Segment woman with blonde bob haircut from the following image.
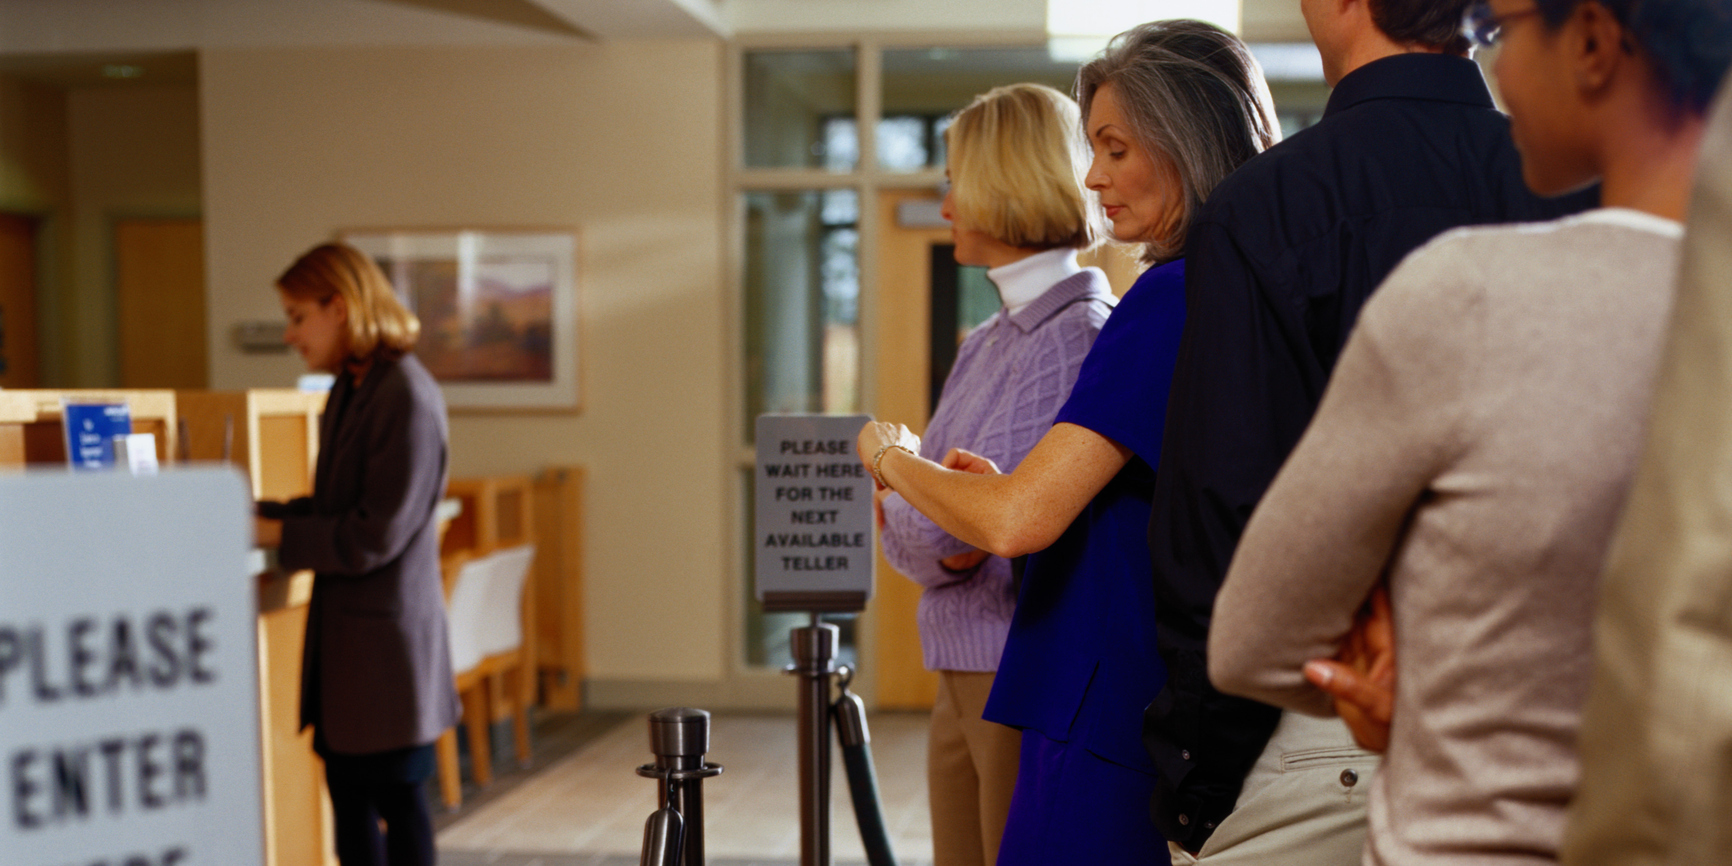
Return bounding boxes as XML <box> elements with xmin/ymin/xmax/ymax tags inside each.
<box><xmin>257</xmin><ymin>241</ymin><xmax>457</xmax><ymax>866</ymax></box>
<box><xmin>943</xmin><ymin>82</ymin><xmax>1095</xmax><ymax>252</ymax></box>
<box><xmin>860</xmin><ymin>21</ymin><xmax>1276</xmax><ymax>864</ymax></box>
<box><xmin>876</xmin><ymin>81</ymin><xmax>1115</xmax><ymax>866</ymax></box>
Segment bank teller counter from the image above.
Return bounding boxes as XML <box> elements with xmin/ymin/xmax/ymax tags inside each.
<box><xmin>178</xmin><ymin>387</ymin><xmax>336</xmax><ymax>866</ymax></box>
<box><xmin>0</xmin><ymin>389</ymin><xmax>177</xmax><ymax>466</ymax></box>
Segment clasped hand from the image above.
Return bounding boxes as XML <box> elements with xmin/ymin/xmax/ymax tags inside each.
<box><xmin>1304</xmin><ymin>584</ymin><xmax>1396</xmax><ymax>752</ymax></box>
<box><xmin>857</xmin><ymin>421</ymin><xmax>1002</xmax><ymax>573</ymax></box>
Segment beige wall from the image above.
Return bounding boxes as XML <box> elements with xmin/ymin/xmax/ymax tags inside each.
<box><xmin>66</xmin><ymin>83</ymin><xmax>203</xmax><ymax>386</ymax></box>
<box><xmin>200</xmin><ymin>41</ymin><xmax>732</xmax><ymax>690</ymax></box>
<box><xmin>0</xmin><ymin>77</ymin><xmax>203</xmax><ymax>388</ymax></box>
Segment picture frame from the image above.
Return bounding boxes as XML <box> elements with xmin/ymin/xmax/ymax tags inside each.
<box><xmin>340</xmin><ymin>228</ymin><xmax>581</xmax><ymax>412</ymax></box>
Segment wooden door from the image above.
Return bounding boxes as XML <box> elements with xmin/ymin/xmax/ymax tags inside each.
<box><xmin>0</xmin><ymin>214</ymin><xmax>39</xmax><ymax>388</ymax></box>
<box><xmin>871</xmin><ymin>190</ymin><xmax>950</xmax><ymax>710</ymax></box>
<box><xmin>116</xmin><ymin>217</ymin><xmax>208</xmax><ymax>388</ymax></box>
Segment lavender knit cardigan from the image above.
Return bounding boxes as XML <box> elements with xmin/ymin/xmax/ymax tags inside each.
<box><xmin>880</xmin><ymin>268</ymin><xmax>1115</xmax><ymax>672</ymax></box>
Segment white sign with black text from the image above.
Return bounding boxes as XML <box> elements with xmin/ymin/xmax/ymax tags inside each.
<box><xmin>0</xmin><ymin>468</ymin><xmax>262</xmax><ymax>866</ymax></box>
<box><xmin>754</xmin><ymin>414</ymin><xmax>876</xmax><ymax>611</ymax></box>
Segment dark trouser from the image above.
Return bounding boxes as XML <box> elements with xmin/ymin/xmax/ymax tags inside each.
<box><xmin>317</xmin><ymin>731</ymin><xmax>438</xmax><ymax>866</ymax></box>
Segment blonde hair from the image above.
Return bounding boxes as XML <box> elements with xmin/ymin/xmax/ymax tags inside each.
<box><xmin>945</xmin><ymin>83</ymin><xmax>1094</xmax><ymax>250</ymax></box>
<box><xmin>276</xmin><ymin>242</ymin><xmax>419</xmax><ymax>362</ymax></box>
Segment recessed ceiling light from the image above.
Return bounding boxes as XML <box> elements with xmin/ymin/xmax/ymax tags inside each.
<box><xmin>1047</xmin><ymin>0</ymin><xmax>1242</xmax><ymax>62</ymax></box>
<box><xmin>101</xmin><ymin>64</ymin><xmax>143</xmax><ymax>79</ymax></box>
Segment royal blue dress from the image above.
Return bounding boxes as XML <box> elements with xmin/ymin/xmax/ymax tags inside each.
<box><xmin>984</xmin><ymin>259</ymin><xmax>1185</xmax><ymax>865</ymax></box>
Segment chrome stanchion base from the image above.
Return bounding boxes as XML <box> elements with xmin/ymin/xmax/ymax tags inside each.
<box><xmin>637</xmin><ymin>708</ymin><xmax>724</xmax><ymax>866</ymax></box>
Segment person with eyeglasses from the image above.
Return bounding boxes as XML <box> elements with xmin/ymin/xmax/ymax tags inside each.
<box><xmin>1210</xmin><ymin>0</ymin><xmax>1731</xmax><ymax>863</ymax></box>
<box><xmin>1140</xmin><ymin>0</ymin><xmax>1593</xmax><ymax>861</ymax></box>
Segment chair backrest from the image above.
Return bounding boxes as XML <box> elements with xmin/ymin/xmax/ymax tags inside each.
<box><xmin>445</xmin><ymin>543</ymin><xmax>537</xmax><ymax>674</ymax></box>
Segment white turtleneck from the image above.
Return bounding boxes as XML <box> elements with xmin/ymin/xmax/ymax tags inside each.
<box><xmin>987</xmin><ymin>247</ymin><xmax>1082</xmax><ymax>316</ymax></box>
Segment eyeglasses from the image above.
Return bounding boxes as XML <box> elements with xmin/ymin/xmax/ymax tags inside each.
<box><xmin>1461</xmin><ymin>2</ymin><xmax>1543</xmax><ymax>48</ymax></box>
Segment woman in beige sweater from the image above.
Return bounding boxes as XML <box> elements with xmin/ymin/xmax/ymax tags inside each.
<box><xmin>1208</xmin><ymin>0</ymin><xmax>1731</xmax><ymax>863</ymax></box>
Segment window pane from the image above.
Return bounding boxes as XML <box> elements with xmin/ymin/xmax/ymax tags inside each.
<box><xmin>822</xmin><ymin>117</ymin><xmax>860</xmax><ymax>172</ymax></box>
<box><xmin>876</xmin><ymin>116</ymin><xmax>929</xmax><ymax>171</ymax></box>
<box><xmin>957</xmin><ymin>264</ymin><xmax>999</xmax><ymax>336</ymax></box>
<box><xmin>744</xmin><ymin>49</ymin><xmax>858</xmax><ymax>170</ymax></box>
<box><xmin>742</xmin><ymin>190</ymin><xmax>861</xmax><ymax>439</ymax></box>
<box><xmin>1268</xmin><ymin>80</ymin><xmax>1330</xmax><ymax>140</ymax></box>
<box><xmin>879</xmin><ymin>46</ymin><xmax>1079</xmax><ymax>173</ymax></box>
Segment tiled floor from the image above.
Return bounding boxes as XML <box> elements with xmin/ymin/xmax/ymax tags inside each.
<box><xmin>437</xmin><ymin>711</ymin><xmax>936</xmax><ymax>866</ymax></box>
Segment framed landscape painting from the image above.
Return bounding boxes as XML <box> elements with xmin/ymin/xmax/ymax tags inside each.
<box><xmin>341</xmin><ymin>228</ymin><xmax>581</xmax><ymax>411</ymax></box>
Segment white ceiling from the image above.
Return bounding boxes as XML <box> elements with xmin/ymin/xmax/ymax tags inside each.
<box><xmin>0</xmin><ymin>0</ymin><xmax>1311</xmax><ymax>51</ymax></box>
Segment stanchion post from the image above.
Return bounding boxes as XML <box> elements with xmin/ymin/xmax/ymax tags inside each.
<box><xmin>638</xmin><ymin>707</ymin><xmax>723</xmax><ymax>866</ymax></box>
<box><xmin>789</xmin><ymin>614</ymin><xmax>839</xmax><ymax>866</ymax></box>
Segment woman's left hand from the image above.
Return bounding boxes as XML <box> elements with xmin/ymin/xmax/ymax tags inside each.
<box><xmin>857</xmin><ymin>421</ymin><xmax>921</xmax><ymax>487</ymax></box>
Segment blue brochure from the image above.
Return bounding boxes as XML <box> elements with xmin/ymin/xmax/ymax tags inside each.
<box><xmin>62</xmin><ymin>401</ymin><xmax>132</xmax><ymax>469</ymax></box>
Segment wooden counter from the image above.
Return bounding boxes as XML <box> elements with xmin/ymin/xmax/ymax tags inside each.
<box><xmin>0</xmin><ymin>388</ymin><xmax>334</xmax><ymax>863</ymax></box>
<box><xmin>185</xmin><ymin>389</ymin><xmax>335</xmax><ymax>866</ymax></box>
<box><xmin>0</xmin><ymin>390</ymin><xmax>35</xmax><ymax>464</ymax></box>
<box><xmin>254</xmin><ymin>566</ymin><xmax>335</xmax><ymax>866</ymax></box>
<box><xmin>0</xmin><ymin>388</ymin><xmax>178</xmax><ymax>466</ymax></box>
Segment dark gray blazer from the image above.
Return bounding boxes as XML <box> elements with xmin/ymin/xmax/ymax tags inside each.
<box><xmin>267</xmin><ymin>353</ymin><xmax>459</xmax><ymax>754</ymax></box>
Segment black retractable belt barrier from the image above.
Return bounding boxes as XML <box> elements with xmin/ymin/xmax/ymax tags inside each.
<box><xmin>637</xmin><ymin>707</ymin><xmax>723</xmax><ymax>866</ymax></box>
<box><xmin>832</xmin><ymin>665</ymin><xmax>899</xmax><ymax>866</ymax></box>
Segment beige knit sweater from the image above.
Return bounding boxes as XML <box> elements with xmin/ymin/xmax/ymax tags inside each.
<box><xmin>1210</xmin><ymin>209</ymin><xmax>1682</xmax><ymax>865</ymax></box>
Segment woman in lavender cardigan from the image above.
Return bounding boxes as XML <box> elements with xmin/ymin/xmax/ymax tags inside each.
<box><xmin>874</xmin><ymin>82</ymin><xmax>1108</xmax><ymax>866</ymax></box>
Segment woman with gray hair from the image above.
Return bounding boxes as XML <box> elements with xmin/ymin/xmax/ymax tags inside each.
<box><xmin>857</xmin><ymin>20</ymin><xmax>1276</xmax><ymax>863</ymax></box>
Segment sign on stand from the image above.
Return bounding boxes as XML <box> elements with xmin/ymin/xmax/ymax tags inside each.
<box><xmin>754</xmin><ymin>414</ymin><xmax>876</xmax><ymax>613</ymax></box>
<box><xmin>0</xmin><ymin>468</ymin><xmax>262</xmax><ymax>866</ymax></box>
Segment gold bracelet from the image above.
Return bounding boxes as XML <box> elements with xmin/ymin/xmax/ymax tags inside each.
<box><xmin>871</xmin><ymin>443</ymin><xmax>911</xmax><ymax>489</ymax></box>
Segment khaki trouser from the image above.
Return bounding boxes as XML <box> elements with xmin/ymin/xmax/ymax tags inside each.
<box><xmin>1168</xmin><ymin>711</ymin><xmax>1375</xmax><ymax>866</ymax></box>
<box><xmin>928</xmin><ymin>669</ymin><xmax>1021</xmax><ymax>866</ymax></box>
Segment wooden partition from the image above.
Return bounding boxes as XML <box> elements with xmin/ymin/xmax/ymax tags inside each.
<box><xmin>533</xmin><ymin>466</ymin><xmax>586</xmax><ymax>711</ymax></box>
<box><xmin>177</xmin><ymin>389</ymin><xmax>324</xmax><ymax>499</ymax></box>
<box><xmin>0</xmin><ymin>389</ymin><xmax>178</xmax><ymax>466</ymax></box>
<box><xmin>179</xmin><ymin>388</ymin><xmax>335</xmax><ymax>866</ymax></box>
<box><xmin>442</xmin><ymin>475</ymin><xmax>535</xmax><ymax>557</ymax></box>
<box><xmin>0</xmin><ymin>391</ymin><xmax>34</xmax><ymax>465</ymax></box>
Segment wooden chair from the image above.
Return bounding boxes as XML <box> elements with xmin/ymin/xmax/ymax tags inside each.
<box><xmin>436</xmin><ymin>545</ymin><xmax>537</xmax><ymax>808</ymax></box>
<box><xmin>433</xmin><ymin>475</ymin><xmax>537</xmax><ymax>810</ymax></box>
